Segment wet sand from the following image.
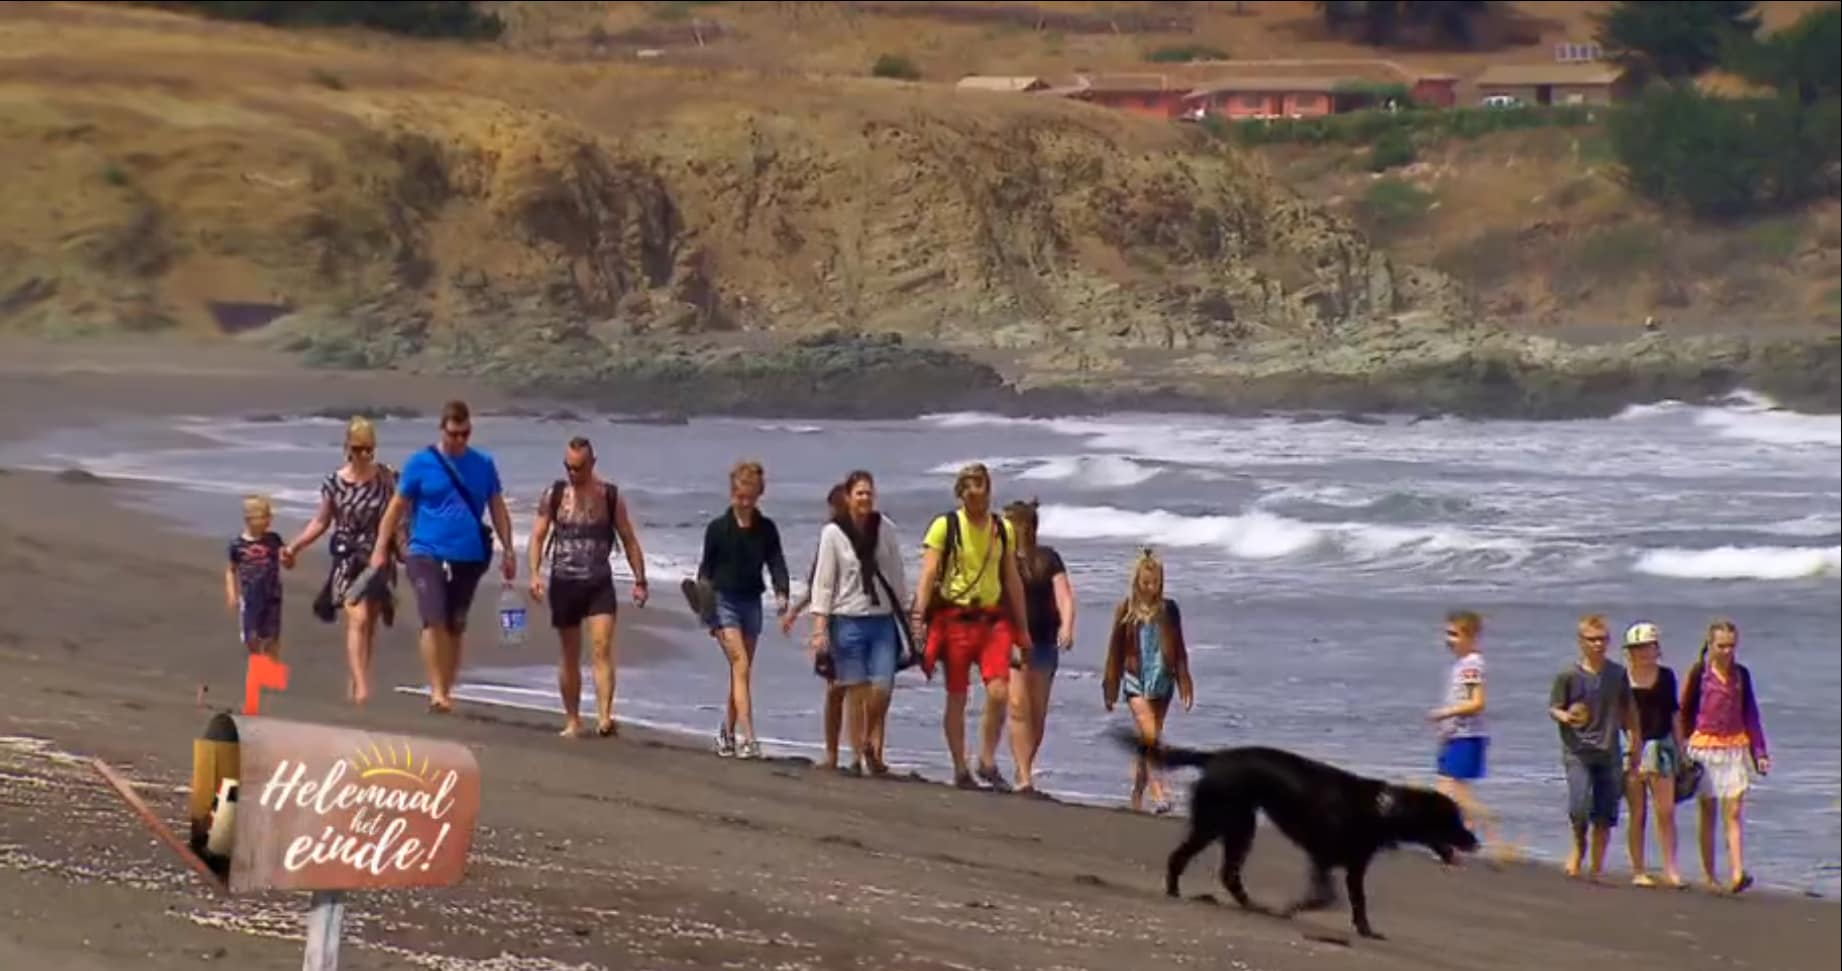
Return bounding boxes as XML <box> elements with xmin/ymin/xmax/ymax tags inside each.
<box><xmin>0</xmin><ymin>342</ymin><xmax>1835</xmax><ymax>970</ymax></box>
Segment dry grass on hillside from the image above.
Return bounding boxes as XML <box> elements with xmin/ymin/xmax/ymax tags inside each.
<box><xmin>483</xmin><ymin>1</ymin><xmax>1834</xmax><ymax>84</ymax></box>
<box><xmin>2</xmin><ymin>1</ymin><xmax>1348</xmax><ymax>358</ymax></box>
<box><xmin>1255</xmin><ymin>128</ymin><xmax>1842</xmax><ymax>327</ymax></box>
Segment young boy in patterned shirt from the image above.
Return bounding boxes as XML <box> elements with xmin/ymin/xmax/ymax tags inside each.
<box><xmin>1429</xmin><ymin>609</ymin><xmax>1500</xmax><ymax>857</ymax></box>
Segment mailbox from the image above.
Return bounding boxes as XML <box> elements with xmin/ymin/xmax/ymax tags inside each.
<box><xmin>186</xmin><ymin>713</ymin><xmax>482</xmax><ymax>893</ymax></box>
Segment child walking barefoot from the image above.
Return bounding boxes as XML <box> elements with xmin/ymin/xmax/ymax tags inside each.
<box><xmin>1622</xmin><ymin>621</ymin><xmax>1687</xmax><ymax>889</ymax></box>
<box><xmin>1681</xmin><ymin>619</ymin><xmax>1770</xmax><ymax>895</ymax></box>
<box><xmin>226</xmin><ymin>494</ymin><xmax>285</xmax><ymax>659</ymax></box>
<box><xmin>1429</xmin><ymin>610</ymin><xmax>1502</xmax><ymax>859</ymax></box>
<box><xmin>1102</xmin><ymin>550</ymin><xmax>1194</xmax><ymax>814</ymax></box>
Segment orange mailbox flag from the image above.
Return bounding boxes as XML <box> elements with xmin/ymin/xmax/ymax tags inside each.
<box><xmin>244</xmin><ymin>654</ymin><xmax>290</xmax><ymax>716</ymax></box>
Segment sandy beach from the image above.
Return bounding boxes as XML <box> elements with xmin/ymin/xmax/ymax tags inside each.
<box><xmin>0</xmin><ymin>341</ymin><xmax>1835</xmax><ymax>971</ymax></box>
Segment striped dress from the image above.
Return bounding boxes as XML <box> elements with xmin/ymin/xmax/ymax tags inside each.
<box><xmin>323</xmin><ymin>467</ymin><xmax>397</xmax><ymax>612</ymax></box>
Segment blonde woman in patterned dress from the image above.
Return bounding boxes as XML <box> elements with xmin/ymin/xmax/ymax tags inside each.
<box><xmin>282</xmin><ymin>416</ymin><xmax>403</xmax><ymax>705</ymax></box>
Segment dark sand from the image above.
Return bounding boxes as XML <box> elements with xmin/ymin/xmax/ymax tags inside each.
<box><xmin>0</xmin><ymin>342</ymin><xmax>1835</xmax><ymax>970</ymax></box>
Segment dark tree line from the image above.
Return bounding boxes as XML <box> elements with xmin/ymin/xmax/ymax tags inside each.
<box><xmin>143</xmin><ymin>2</ymin><xmax>504</xmax><ymax>40</ymax></box>
<box><xmin>1599</xmin><ymin>2</ymin><xmax>1840</xmax><ymax>220</ymax></box>
<box><xmin>1317</xmin><ymin>1</ymin><xmax>1491</xmax><ymax>48</ymax></box>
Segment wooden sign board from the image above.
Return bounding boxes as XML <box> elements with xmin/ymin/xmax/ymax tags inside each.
<box><xmin>187</xmin><ymin>714</ymin><xmax>482</xmax><ymax>894</ymax></box>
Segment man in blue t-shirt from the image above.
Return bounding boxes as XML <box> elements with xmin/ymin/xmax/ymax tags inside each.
<box><xmin>371</xmin><ymin>400</ymin><xmax>515</xmax><ymax>713</ymax></box>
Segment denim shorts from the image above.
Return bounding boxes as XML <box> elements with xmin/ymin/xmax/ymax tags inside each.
<box><xmin>1024</xmin><ymin>639</ymin><xmax>1060</xmax><ymax>674</ymax></box>
<box><xmin>830</xmin><ymin>614</ymin><xmax>899</xmax><ymax>690</ymax></box>
<box><xmin>712</xmin><ymin>591</ymin><xmax>763</xmax><ymax>642</ymax></box>
<box><xmin>1564</xmin><ymin>752</ymin><xmax>1623</xmax><ymax>827</ymax></box>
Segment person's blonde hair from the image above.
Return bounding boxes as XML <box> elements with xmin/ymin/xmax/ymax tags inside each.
<box><xmin>1126</xmin><ymin>548</ymin><xmax>1165</xmax><ymax>623</ymax></box>
<box><xmin>346</xmin><ymin>416</ymin><xmax>377</xmax><ymax>448</ymax></box>
<box><xmin>242</xmin><ymin>494</ymin><xmax>273</xmax><ymax>520</ymax></box>
<box><xmin>730</xmin><ymin>459</ymin><xmax>765</xmax><ymax>492</ymax></box>
<box><xmin>1447</xmin><ymin>610</ymin><xmax>1482</xmax><ymax>637</ymax></box>
<box><xmin>1698</xmin><ymin>617</ymin><xmax>1739</xmax><ymax>666</ymax></box>
<box><xmin>1578</xmin><ymin>613</ymin><xmax>1608</xmax><ymax>638</ymax></box>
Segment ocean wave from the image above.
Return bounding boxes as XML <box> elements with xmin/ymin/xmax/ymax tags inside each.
<box><xmin>1016</xmin><ymin>455</ymin><xmax>1161</xmax><ymax>489</ymax></box>
<box><xmin>756</xmin><ymin>423</ymin><xmax>825</xmax><ymax>435</ymax></box>
<box><xmin>1615</xmin><ymin>392</ymin><xmax>1841</xmax><ymax>448</ymax></box>
<box><xmin>1633</xmin><ymin>545</ymin><xmax>1841</xmax><ymax>581</ymax></box>
<box><xmin>1037</xmin><ymin>504</ymin><xmax>1528</xmax><ymax>566</ymax></box>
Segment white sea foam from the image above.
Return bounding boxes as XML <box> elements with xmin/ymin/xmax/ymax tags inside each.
<box><xmin>1039</xmin><ymin>504</ymin><xmax>1324</xmax><ymax>559</ymax></box>
<box><xmin>1615</xmin><ymin>391</ymin><xmax>1841</xmax><ymax>448</ymax></box>
<box><xmin>1037</xmin><ymin>503</ymin><xmax>1531</xmax><ymax>568</ymax></box>
<box><xmin>1634</xmin><ymin>545</ymin><xmax>1841</xmax><ymax>581</ymax></box>
<box><xmin>1015</xmin><ymin>454</ymin><xmax>1161</xmax><ymax>489</ymax></box>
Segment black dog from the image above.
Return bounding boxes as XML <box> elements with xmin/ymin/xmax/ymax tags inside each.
<box><xmin>1115</xmin><ymin>730</ymin><xmax>1478</xmax><ymax>940</ymax></box>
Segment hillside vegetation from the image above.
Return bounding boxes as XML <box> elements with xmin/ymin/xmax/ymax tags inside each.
<box><xmin>0</xmin><ymin>1</ymin><xmax>1834</xmax><ymax>416</ymax></box>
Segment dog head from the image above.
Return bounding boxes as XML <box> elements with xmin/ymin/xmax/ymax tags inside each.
<box><xmin>1375</xmin><ymin>785</ymin><xmax>1480</xmax><ymax>864</ymax></box>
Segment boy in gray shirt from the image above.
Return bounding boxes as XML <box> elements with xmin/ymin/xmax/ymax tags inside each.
<box><xmin>1549</xmin><ymin>613</ymin><xmax>1642</xmax><ymax>881</ymax></box>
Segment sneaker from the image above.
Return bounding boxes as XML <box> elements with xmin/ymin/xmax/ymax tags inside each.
<box><xmin>714</xmin><ymin>727</ymin><xmax>737</xmax><ymax>758</ymax></box>
<box><xmin>738</xmin><ymin>738</ymin><xmax>763</xmax><ymax>760</ymax></box>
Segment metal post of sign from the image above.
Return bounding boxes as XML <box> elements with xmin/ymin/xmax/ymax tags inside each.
<box><xmin>302</xmin><ymin>890</ymin><xmax>346</xmax><ymax>971</ymax></box>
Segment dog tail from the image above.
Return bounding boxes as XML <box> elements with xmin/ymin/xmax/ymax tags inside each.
<box><xmin>1106</xmin><ymin>726</ymin><xmax>1214</xmax><ymax>770</ymax></box>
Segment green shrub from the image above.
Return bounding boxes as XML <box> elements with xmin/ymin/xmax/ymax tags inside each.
<box><xmin>102</xmin><ymin>164</ymin><xmax>130</xmax><ymax>187</ymax></box>
<box><xmin>1568</xmin><ymin>223</ymin><xmax>1665</xmax><ymax>283</ymax></box>
<box><xmin>1213</xmin><ymin>104</ymin><xmax>1597</xmax><ymax>149</ymax></box>
<box><xmin>1745</xmin><ymin>216</ymin><xmax>1806</xmax><ymax>259</ymax></box>
<box><xmin>1609</xmin><ymin>84</ymin><xmax>1838</xmax><ymax>221</ymax></box>
<box><xmin>1367</xmin><ymin>128</ymin><xmax>1417</xmax><ymax>171</ymax></box>
<box><xmin>1145</xmin><ymin>44</ymin><xmax>1229</xmax><ymax>63</ymax></box>
<box><xmin>652</xmin><ymin>1</ymin><xmax>723</xmax><ymax>20</ymax></box>
<box><xmin>871</xmin><ymin>53</ymin><xmax>922</xmax><ymax>81</ymax></box>
<box><xmin>1357</xmin><ymin>178</ymin><xmax>1434</xmax><ymax>238</ymax></box>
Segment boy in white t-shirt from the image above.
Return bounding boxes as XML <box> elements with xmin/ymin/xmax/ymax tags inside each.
<box><xmin>1428</xmin><ymin>610</ymin><xmax>1502</xmax><ymax>857</ymax></box>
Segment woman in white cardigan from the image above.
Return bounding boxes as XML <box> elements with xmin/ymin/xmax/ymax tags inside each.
<box><xmin>808</xmin><ymin>470</ymin><xmax>911</xmax><ymax>776</ymax></box>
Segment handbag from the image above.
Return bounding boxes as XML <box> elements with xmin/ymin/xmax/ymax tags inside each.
<box><xmin>1674</xmin><ymin>754</ymin><xmax>1704</xmax><ymax>804</ymax></box>
<box><xmin>427</xmin><ymin>446</ymin><xmax>494</xmax><ymax>559</ymax></box>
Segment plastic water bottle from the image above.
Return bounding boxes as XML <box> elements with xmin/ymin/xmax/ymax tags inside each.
<box><xmin>498</xmin><ymin>583</ymin><xmax>527</xmax><ymax>648</ymax></box>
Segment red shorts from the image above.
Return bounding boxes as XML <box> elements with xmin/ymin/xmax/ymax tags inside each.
<box><xmin>926</xmin><ymin>608</ymin><xmax>1014</xmax><ymax>695</ymax></box>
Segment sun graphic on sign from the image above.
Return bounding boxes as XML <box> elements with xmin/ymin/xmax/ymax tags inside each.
<box><xmin>347</xmin><ymin>739</ymin><xmax>439</xmax><ymax>788</ymax></box>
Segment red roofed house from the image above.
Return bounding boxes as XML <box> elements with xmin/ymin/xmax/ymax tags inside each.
<box><xmin>1411</xmin><ymin>74</ymin><xmax>1459</xmax><ymax>108</ymax></box>
<box><xmin>1066</xmin><ymin>74</ymin><xmax>1186</xmax><ymax>119</ymax></box>
<box><xmin>1181</xmin><ymin>78</ymin><xmax>1341</xmax><ymax>120</ymax></box>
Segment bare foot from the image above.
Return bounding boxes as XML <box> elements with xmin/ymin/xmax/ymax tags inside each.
<box><xmin>1632</xmin><ymin>873</ymin><xmax>1657</xmax><ymax>888</ymax></box>
<box><xmin>559</xmin><ymin>719</ymin><xmax>583</xmax><ymax>739</ymax></box>
<box><xmin>1729</xmin><ymin>872</ymin><xmax>1753</xmax><ymax>895</ymax></box>
<box><xmin>1563</xmin><ymin>850</ymin><xmax>1583</xmax><ymax>879</ymax></box>
<box><xmin>1663</xmin><ymin>872</ymin><xmax>1687</xmax><ymax>890</ymax></box>
<box><xmin>596</xmin><ymin>719</ymin><xmax>618</xmax><ymax>738</ymax></box>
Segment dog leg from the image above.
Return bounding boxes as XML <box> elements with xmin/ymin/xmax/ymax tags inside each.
<box><xmin>1346</xmin><ymin>857</ymin><xmax>1384</xmax><ymax>940</ymax></box>
<box><xmin>1166</xmin><ymin>825</ymin><xmax>1212</xmax><ymax>899</ymax></box>
<box><xmin>1281</xmin><ymin>861</ymin><xmax>1338</xmax><ymax>919</ymax></box>
<box><xmin>1216</xmin><ymin>807</ymin><xmax>1269</xmax><ymax>915</ymax></box>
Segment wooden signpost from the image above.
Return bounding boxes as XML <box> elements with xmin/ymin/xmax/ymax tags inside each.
<box><xmin>94</xmin><ymin>712</ymin><xmax>482</xmax><ymax>970</ymax></box>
